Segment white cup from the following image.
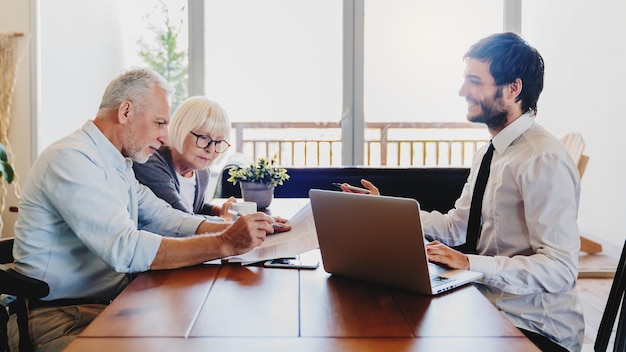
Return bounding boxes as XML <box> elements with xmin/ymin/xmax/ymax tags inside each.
<box><xmin>230</xmin><ymin>201</ymin><xmax>257</xmax><ymax>221</ymax></box>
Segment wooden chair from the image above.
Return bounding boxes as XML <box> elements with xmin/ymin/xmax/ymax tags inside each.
<box><xmin>591</xmin><ymin>239</ymin><xmax>626</xmax><ymax>351</ymax></box>
<box><xmin>560</xmin><ymin>133</ymin><xmax>601</xmax><ymax>254</ymax></box>
<box><xmin>0</xmin><ymin>237</ymin><xmax>50</xmax><ymax>352</ymax></box>
<box><xmin>561</xmin><ymin>132</ymin><xmax>590</xmax><ymax>178</ymax></box>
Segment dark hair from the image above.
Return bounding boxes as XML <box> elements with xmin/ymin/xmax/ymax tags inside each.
<box><xmin>464</xmin><ymin>32</ymin><xmax>544</xmax><ymax>114</ymax></box>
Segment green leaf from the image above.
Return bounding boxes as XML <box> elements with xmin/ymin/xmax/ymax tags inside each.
<box><xmin>226</xmin><ymin>155</ymin><xmax>289</xmax><ymax>187</ymax></box>
<box><xmin>0</xmin><ymin>143</ymin><xmax>8</xmax><ymax>162</ymax></box>
<box><xmin>0</xmin><ymin>160</ymin><xmax>14</xmax><ymax>184</ymax></box>
<box><xmin>136</xmin><ymin>2</ymin><xmax>188</xmax><ymax>111</ymax></box>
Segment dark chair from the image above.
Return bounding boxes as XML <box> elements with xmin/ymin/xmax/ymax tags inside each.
<box><xmin>213</xmin><ymin>153</ymin><xmax>252</xmax><ymax>199</ymax></box>
<box><xmin>594</xmin><ymin>239</ymin><xmax>626</xmax><ymax>352</ymax></box>
<box><xmin>217</xmin><ymin>165</ymin><xmax>243</xmax><ymax>199</ymax></box>
<box><xmin>0</xmin><ymin>237</ymin><xmax>50</xmax><ymax>352</ymax></box>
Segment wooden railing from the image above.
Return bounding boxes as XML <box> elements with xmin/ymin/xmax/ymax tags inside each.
<box><xmin>230</xmin><ymin>122</ymin><xmax>488</xmax><ymax>167</ymax></box>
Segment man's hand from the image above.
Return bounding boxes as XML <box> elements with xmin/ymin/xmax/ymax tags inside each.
<box><xmin>425</xmin><ymin>240</ymin><xmax>470</xmax><ymax>270</ymax></box>
<box><xmin>151</xmin><ymin>213</ymin><xmax>292</xmax><ymax>270</ymax></box>
<box><xmin>220</xmin><ymin>212</ymin><xmax>270</xmax><ymax>255</ymax></box>
<box><xmin>270</xmin><ymin>216</ymin><xmax>292</xmax><ymax>233</ymax></box>
<box><xmin>220</xmin><ymin>213</ymin><xmax>291</xmax><ymax>256</ymax></box>
<box><xmin>340</xmin><ymin>179</ymin><xmax>380</xmax><ymax>195</ymax></box>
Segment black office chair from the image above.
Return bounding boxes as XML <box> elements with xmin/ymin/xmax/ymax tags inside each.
<box><xmin>217</xmin><ymin>166</ymin><xmax>243</xmax><ymax>198</ymax></box>
<box><xmin>0</xmin><ymin>237</ymin><xmax>50</xmax><ymax>352</ymax></box>
<box><xmin>594</xmin><ymin>239</ymin><xmax>626</xmax><ymax>352</ymax></box>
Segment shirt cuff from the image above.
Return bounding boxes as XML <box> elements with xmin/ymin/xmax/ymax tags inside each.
<box><xmin>179</xmin><ymin>216</ymin><xmax>206</xmax><ymax>235</ymax></box>
<box><xmin>467</xmin><ymin>254</ymin><xmax>497</xmax><ymax>276</ymax></box>
<box><xmin>127</xmin><ymin>232</ymin><xmax>163</xmax><ymax>273</ymax></box>
<box><xmin>202</xmin><ymin>214</ymin><xmax>225</xmax><ymax>222</ymax></box>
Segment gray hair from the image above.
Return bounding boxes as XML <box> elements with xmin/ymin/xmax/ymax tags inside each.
<box><xmin>98</xmin><ymin>68</ymin><xmax>174</xmax><ymax>114</ymax></box>
<box><xmin>169</xmin><ymin>96</ymin><xmax>231</xmax><ymax>154</ymax></box>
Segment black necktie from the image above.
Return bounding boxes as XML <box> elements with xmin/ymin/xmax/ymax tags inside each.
<box><xmin>464</xmin><ymin>142</ymin><xmax>495</xmax><ymax>254</ymax></box>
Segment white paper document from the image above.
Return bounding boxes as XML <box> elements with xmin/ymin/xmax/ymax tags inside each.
<box><xmin>207</xmin><ymin>201</ymin><xmax>319</xmax><ymax>265</ymax></box>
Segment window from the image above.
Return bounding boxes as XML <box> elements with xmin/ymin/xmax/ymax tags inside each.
<box><xmin>37</xmin><ymin>0</ymin><xmax>504</xmax><ymax>166</ymax></box>
<box><xmin>197</xmin><ymin>1</ymin><xmax>500</xmax><ymax>167</ymax></box>
<box><xmin>363</xmin><ymin>0</ymin><xmax>500</xmax><ymax>166</ymax></box>
<box><xmin>37</xmin><ymin>0</ymin><xmax>187</xmax><ymax>153</ymax></box>
<box><xmin>202</xmin><ymin>0</ymin><xmax>342</xmax><ymax>166</ymax></box>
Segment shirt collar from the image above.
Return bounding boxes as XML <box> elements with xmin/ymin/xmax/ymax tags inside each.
<box><xmin>491</xmin><ymin>112</ymin><xmax>534</xmax><ymax>154</ymax></box>
<box><xmin>82</xmin><ymin>120</ymin><xmax>133</xmax><ymax>170</ymax></box>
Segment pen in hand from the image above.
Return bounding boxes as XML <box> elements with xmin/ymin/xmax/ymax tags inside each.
<box><xmin>332</xmin><ymin>182</ymin><xmax>371</xmax><ymax>194</ymax></box>
<box><xmin>227</xmin><ymin>209</ymin><xmax>284</xmax><ymax>228</ymax></box>
<box><xmin>227</xmin><ymin>209</ymin><xmax>242</xmax><ymax>217</ymax></box>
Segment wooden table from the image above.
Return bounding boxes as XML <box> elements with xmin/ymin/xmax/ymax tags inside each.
<box><xmin>64</xmin><ymin>199</ymin><xmax>539</xmax><ymax>351</ymax></box>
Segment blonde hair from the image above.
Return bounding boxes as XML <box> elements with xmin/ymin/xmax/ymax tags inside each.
<box><xmin>169</xmin><ymin>96</ymin><xmax>231</xmax><ymax>154</ymax></box>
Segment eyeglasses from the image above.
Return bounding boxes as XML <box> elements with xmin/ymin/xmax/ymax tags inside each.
<box><xmin>189</xmin><ymin>132</ymin><xmax>231</xmax><ymax>153</ymax></box>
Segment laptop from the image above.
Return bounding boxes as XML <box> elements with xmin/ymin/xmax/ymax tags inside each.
<box><xmin>308</xmin><ymin>189</ymin><xmax>483</xmax><ymax>295</ymax></box>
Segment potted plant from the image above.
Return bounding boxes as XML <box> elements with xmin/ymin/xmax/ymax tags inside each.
<box><xmin>226</xmin><ymin>155</ymin><xmax>289</xmax><ymax>209</ymax></box>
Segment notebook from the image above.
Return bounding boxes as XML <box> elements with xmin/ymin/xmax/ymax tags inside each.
<box><xmin>308</xmin><ymin>189</ymin><xmax>483</xmax><ymax>295</ymax></box>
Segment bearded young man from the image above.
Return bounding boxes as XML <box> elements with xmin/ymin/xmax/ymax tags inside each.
<box><xmin>343</xmin><ymin>33</ymin><xmax>584</xmax><ymax>351</ymax></box>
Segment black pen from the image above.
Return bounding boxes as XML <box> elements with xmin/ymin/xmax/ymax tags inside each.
<box><xmin>332</xmin><ymin>182</ymin><xmax>371</xmax><ymax>194</ymax></box>
<box><xmin>228</xmin><ymin>209</ymin><xmax>283</xmax><ymax>228</ymax></box>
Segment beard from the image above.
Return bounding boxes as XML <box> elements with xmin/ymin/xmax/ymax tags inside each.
<box><xmin>123</xmin><ymin>134</ymin><xmax>154</xmax><ymax>164</ymax></box>
<box><xmin>123</xmin><ymin>144</ymin><xmax>151</xmax><ymax>164</ymax></box>
<box><xmin>468</xmin><ymin>87</ymin><xmax>509</xmax><ymax>130</ymax></box>
<box><xmin>121</xmin><ymin>121</ymin><xmax>158</xmax><ymax>164</ymax></box>
<box><xmin>130</xmin><ymin>149</ymin><xmax>152</xmax><ymax>164</ymax></box>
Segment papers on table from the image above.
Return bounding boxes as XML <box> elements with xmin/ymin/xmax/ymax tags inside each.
<box><xmin>205</xmin><ymin>201</ymin><xmax>319</xmax><ymax>265</ymax></box>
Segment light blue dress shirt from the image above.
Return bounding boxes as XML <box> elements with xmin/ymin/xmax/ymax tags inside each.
<box><xmin>13</xmin><ymin>121</ymin><xmax>204</xmax><ymax>301</ymax></box>
<box><xmin>421</xmin><ymin>113</ymin><xmax>585</xmax><ymax>351</ymax></box>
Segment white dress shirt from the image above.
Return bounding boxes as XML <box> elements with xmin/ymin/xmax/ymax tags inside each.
<box><xmin>421</xmin><ymin>113</ymin><xmax>584</xmax><ymax>351</ymax></box>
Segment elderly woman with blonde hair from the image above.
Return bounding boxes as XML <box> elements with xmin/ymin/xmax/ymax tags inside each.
<box><xmin>133</xmin><ymin>96</ymin><xmax>236</xmax><ymax>220</ymax></box>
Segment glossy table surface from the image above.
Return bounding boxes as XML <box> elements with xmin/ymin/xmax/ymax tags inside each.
<box><xmin>64</xmin><ymin>199</ymin><xmax>538</xmax><ymax>351</ymax></box>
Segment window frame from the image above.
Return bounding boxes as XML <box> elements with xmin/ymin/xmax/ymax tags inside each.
<box><xmin>186</xmin><ymin>0</ymin><xmax>520</xmax><ymax>166</ymax></box>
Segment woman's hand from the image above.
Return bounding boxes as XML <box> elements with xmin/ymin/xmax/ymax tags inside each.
<box><xmin>217</xmin><ymin>197</ymin><xmax>237</xmax><ymax>219</ymax></box>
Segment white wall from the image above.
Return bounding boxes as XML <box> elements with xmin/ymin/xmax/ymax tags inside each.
<box><xmin>36</xmin><ymin>0</ymin><xmax>163</xmax><ymax>152</ymax></box>
<box><xmin>522</xmin><ymin>0</ymin><xmax>626</xmax><ymax>248</ymax></box>
<box><xmin>1</xmin><ymin>1</ymin><xmax>625</xmax><ymax>249</ymax></box>
<box><xmin>37</xmin><ymin>0</ymin><xmax>123</xmax><ymax>150</ymax></box>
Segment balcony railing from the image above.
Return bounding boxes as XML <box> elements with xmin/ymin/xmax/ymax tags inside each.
<box><xmin>230</xmin><ymin>121</ymin><xmax>488</xmax><ymax>167</ymax></box>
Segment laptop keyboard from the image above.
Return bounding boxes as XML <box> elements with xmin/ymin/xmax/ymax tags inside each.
<box><xmin>430</xmin><ymin>275</ymin><xmax>453</xmax><ymax>287</ymax></box>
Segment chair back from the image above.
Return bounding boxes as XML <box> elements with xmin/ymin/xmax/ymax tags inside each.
<box><xmin>561</xmin><ymin>132</ymin><xmax>585</xmax><ymax>162</ymax></box>
<box><xmin>0</xmin><ymin>237</ymin><xmax>13</xmax><ymax>264</ymax></box>
<box><xmin>1</xmin><ymin>237</ymin><xmax>50</xmax><ymax>352</ymax></box>
<box><xmin>595</xmin><ymin>239</ymin><xmax>626</xmax><ymax>351</ymax></box>
<box><xmin>560</xmin><ymin>133</ymin><xmax>590</xmax><ymax>178</ymax></box>
<box><xmin>213</xmin><ymin>153</ymin><xmax>251</xmax><ymax>198</ymax></box>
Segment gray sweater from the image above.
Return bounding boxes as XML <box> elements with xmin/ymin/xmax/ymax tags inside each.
<box><xmin>132</xmin><ymin>147</ymin><xmax>216</xmax><ymax>216</ymax></box>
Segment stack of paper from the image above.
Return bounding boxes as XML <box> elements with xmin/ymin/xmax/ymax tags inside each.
<box><xmin>211</xmin><ymin>201</ymin><xmax>319</xmax><ymax>265</ymax></box>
